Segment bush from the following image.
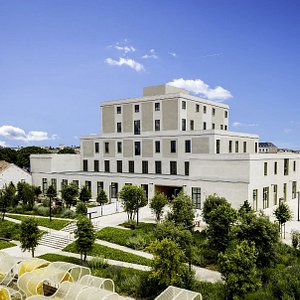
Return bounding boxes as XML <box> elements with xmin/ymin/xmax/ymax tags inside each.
<box><xmin>291</xmin><ymin>230</ymin><xmax>300</xmax><ymax>249</ymax></box>
<box><xmin>87</xmin><ymin>256</ymin><xmax>108</xmax><ymax>269</ymax></box>
<box><xmin>60</xmin><ymin>209</ymin><xmax>77</xmax><ymax>219</ymax></box>
<box><xmin>35</xmin><ymin>206</ymin><xmax>50</xmax><ymax>216</ymax></box>
<box><xmin>76</xmin><ymin>202</ymin><xmax>87</xmax><ymax>215</ymax></box>
<box><xmin>126</xmin><ymin>235</ymin><xmax>148</xmax><ymax>250</ymax></box>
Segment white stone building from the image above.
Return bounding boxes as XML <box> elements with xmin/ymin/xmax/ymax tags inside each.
<box><xmin>30</xmin><ymin>84</ymin><xmax>300</xmax><ymax>211</ymax></box>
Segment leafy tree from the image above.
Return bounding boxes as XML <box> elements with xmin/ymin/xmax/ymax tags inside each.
<box><xmin>79</xmin><ymin>185</ymin><xmax>91</xmax><ymax>203</ymax></box>
<box><xmin>57</xmin><ymin>147</ymin><xmax>76</xmax><ymax>154</ymax></box>
<box><xmin>0</xmin><ymin>182</ymin><xmax>16</xmax><ymax>220</ymax></box>
<box><xmin>33</xmin><ymin>186</ymin><xmax>42</xmax><ymax>200</ymax></box>
<box><xmin>150</xmin><ymin>192</ymin><xmax>168</xmax><ymax>222</ymax></box>
<box><xmin>76</xmin><ymin>201</ymin><xmax>87</xmax><ymax>215</ymax></box>
<box><xmin>74</xmin><ymin>216</ymin><xmax>96</xmax><ymax>262</ymax></box>
<box><xmin>207</xmin><ymin>203</ymin><xmax>237</xmax><ymax>253</ymax></box>
<box><xmin>61</xmin><ymin>183</ymin><xmax>78</xmax><ymax>208</ymax></box>
<box><xmin>291</xmin><ymin>230</ymin><xmax>300</xmax><ymax>250</ymax></box>
<box><xmin>16</xmin><ymin>146</ymin><xmax>49</xmax><ymax>169</ymax></box>
<box><xmin>20</xmin><ymin>218</ymin><xmax>41</xmax><ymax>257</ymax></box>
<box><xmin>16</xmin><ymin>182</ymin><xmax>35</xmax><ymax>210</ymax></box>
<box><xmin>46</xmin><ymin>185</ymin><xmax>57</xmax><ymax>221</ymax></box>
<box><xmin>219</xmin><ymin>240</ymin><xmax>261</xmax><ymax>299</ymax></box>
<box><xmin>202</xmin><ymin>194</ymin><xmax>228</xmax><ymax>224</ymax></box>
<box><xmin>148</xmin><ymin>238</ymin><xmax>188</xmax><ymax>288</ymax></box>
<box><xmin>96</xmin><ymin>189</ymin><xmax>108</xmax><ymax>216</ymax></box>
<box><xmin>239</xmin><ymin>200</ymin><xmax>252</xmax><ymax>215</ymax></box>
<box><xmin>167</xmin><ymin>192</ymin><xmax>195</xmax><ymax>230</ymax></box>
<box><xmin>0</xmin><ymin>147</ymin><xmax>17</xmax><ymax>164</ymax></box>
<box><xmin>119</xmin><ymin>185</ymin><xmax>147</xmax><ymax>225</ymax></box>
<box><xmin>274</xmin><ymin>202</ymin><xmax>293</xmax><ymax>238</ymax></box>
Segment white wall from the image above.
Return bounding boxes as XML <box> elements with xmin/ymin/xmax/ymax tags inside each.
<box><xmin>0</xmin><ymin>165</ymin><xmax>32</xmax><ymax>188</ymax></box>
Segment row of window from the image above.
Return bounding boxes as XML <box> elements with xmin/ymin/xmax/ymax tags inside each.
<box><xmin>216</xmin><ymin>140</ymin><xmax>258</xmax><ymax>154</ymax></box>
<box><xmin>116</xmin><ymin>103</ymin><xmax>161</xmax><ymax>114</ymax></box>
<box><xmin>181</xmin><ymin>119</ymin><xmax>227</xmax><ymax>131</ymax></box>
<box><xmin>83</xmin><ymin>159</ymin><xmax>190</xmax><ymax>176</ymax></box>
<box><xmin>264</xmin><ymin>159</ymin><xmax>296</xmax><ymax>176</ymax></box>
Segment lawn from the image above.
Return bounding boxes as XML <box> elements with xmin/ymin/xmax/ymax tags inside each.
<box><xmin>6</xmin><ymin>214</ymin><xmax>71</xmax><ymax>230</ymax></box>
<box><xmin>0</xmin><ymin>219</ymin><xmax>21</xmax><ymax>240</ymax></box>
<box><xmin>63</xmin><ymin>242</ymin><xmax>152</xmax><ymax>266</ymax></box>
<box><xmin>0</xmin><ymin>240</ymin><xmax>16</xmax><ymax>249</ymax></box>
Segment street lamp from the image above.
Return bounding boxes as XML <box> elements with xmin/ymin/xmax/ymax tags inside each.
<box><xmin>297</xmin><ymin>191</ymin><xmax>300</xmax><ymax>221</ymax></box>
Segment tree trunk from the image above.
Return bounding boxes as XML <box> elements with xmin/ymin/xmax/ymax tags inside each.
<box><xmin>49</xmin><ymin>197</ymin><xmax>52</xmax><ymax>222</ymax></box>
<box><xmin>136</xmin><ymin>208</ymin><xmax>139</xmax><ymax>226</ymax></box>
<box><xmin>101</xmin><ymin>204</ymin><xmax>103</xmax><ymax>216</ymax></box>
<box><xmin>32</xmin><ymin>248</ymin><xmax>35</xmax><ymax>258</ymax></box>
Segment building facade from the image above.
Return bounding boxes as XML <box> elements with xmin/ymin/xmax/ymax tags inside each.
<box><xmin>30</xmin><ymin>84</ymin><xmax>300</xmax><ymax>211</ymax></box>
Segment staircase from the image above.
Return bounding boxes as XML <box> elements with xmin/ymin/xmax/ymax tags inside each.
<box><xmin>61</xmin><ymin>222</ymin><xmax>77</xmax><ymax>233</ymax></box>
<box><xmin>39</xmin><ymin>233</ymin><xmax>73</xmax><ymax>250</ymax></box>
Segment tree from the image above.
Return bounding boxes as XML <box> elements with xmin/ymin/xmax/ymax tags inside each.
<box><xmin>207</xmin><ymin>203</ymin><xmax>237</xmax><ymax>253</ymax></box>
<box><xmin>239</xmin><ymin>200</ymin><xmax>252</xmax><ymax>215</ymax></box>
<box><xmin>219</xmin><ymin>240</ymin><xmax>261</xmax><ymax>299</ymax></box>
<box><xmin>57</xmin><ymin>147</ymin><xmax>76</xmax><ymax>154</ymax></box>
<box><xmin>33</xmin><ymin>186</ymin><xmax>42</xmax><ymax>201</ymax></box>
<box><xmin>74</xmin><ymin>216</ymin><xmax>96</xmax><ymax>262</ymax></box>
<box><xmin>20</xmin><ymin>218</ymin><xmax>41</xmax><ymax>257</ymax></box>
<box><xmin>61</xmin><ymin>183</ymin><xmax>78</xmax><ymax>208</ymax></box>
<box><xmin>79</xmin><ymin>185</ymin><xmax>91</xmax><ymax>203</ymax></box>
<box><xmin>202</xmin><ymin>194</ymin><xmax>228</xmax><ymax>224</ymax></box>
<box><xmin>76</xmin><ymin>201</ymin><xmax>87</xmax><ymax>215</ymax></box>
<box><xmin>0</xmin><ymin>148</ymin><xmax>17</xmax><ymax>164</ymax></box>
<box><xmin>46</xmin><ymin>185</ymin><xmax>57</xmax><ymax>221</ymax></box>
<box><xmin>16</xmin><ymin>182</ymin><xmax>35</xmax><ymax>210</ymax></box>
<box><xmin>96</xmin><ymin>189</ymin><xmax>108</xmax><ymax>216</ymax></box>
<box><xmin>119</xmin><ymin>185</ymin><xmax>147</xmax><ymax>225</ymax></box>
<box><xmin>274</xmin><ymin>202</ymin><xmax>293</xmax><ymax>239</ymax></box>
<box><xmin>16</xmin><ymin>146</ymin><xmax>49</xmax><ymax>169</ymax></box>
<box><xmin>167</xmin><ymin>192</ymin><xmax>195</xmax><ymax>230</ymax></box>
<box><xmin>150</xmin><ymin>192</ymin><xmax>168</xmax><ymax>222</ymax></box>
<box><xmin>0</xmin><ymin>183</ymin><xmax>16</xmax><ymax>220</ymax></box>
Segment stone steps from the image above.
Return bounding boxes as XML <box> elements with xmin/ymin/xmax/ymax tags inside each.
<box><xmin>39</xmin><ymin>233</ymin><xmax>73</xmax><ymax>250</ymax></box>
<box><xmin>61</xmin><ymin>222</ymin><xmax>77</xmax><ymax>233</ymax></box>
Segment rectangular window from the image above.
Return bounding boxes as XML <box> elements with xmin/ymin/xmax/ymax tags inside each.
<box><xmin>225</xmin><ymin>125</ymin><xmax>228</xmax><ymax>130</ymax></box>
<box><xmin>212</xmin><ymin>123</ymin><xmax>215</xmax><ymax>129</ymax></box>
<box><xmin>61</xmin><ymin>179</ymin><xmax>68</xmax><ymax>190</ymax></box>
<box><xmin>294</xmin><ymin>161</ymin><xmax>296</xmax><ymax>172</ymax></box>
<box><xmin>134</xmin><ymin>120</ymin><xmax>141</xmax><ymax>135</ymax></box>
<box><xmin>155</xmin><ymin>161</ymin><xmax>162</xmax><ymax>174</ymax></box>
<box><xmin>95</xmin><ymin>142</ymin><xmax>99</xmax><ymax>153</ymax></box>
<box><xmin>135</xmin><ymin>141</ymin><xmax>141</xmax><ymax>155</ymax></box>
<box><xmin>85</xmin><ymin>181</ymin><xmax>91</xmax><ymax>193</ymax></box>
<box><xmin>97</xmin><ymin>181</ymin><xmax>104</xmax><ymax>195</ymax></box>
<box><xmin>255</xmin><ymin>142</ymin><xmax>258</xmax><ymax>153</ymax></box>
<box><xmin>212</xmin><ymin>108</ymin><xmax>215</xmax><ymax>116</ymax></box>
<box><xmin>196</xmin><ymin>104</ymin><xmax>200</xmax><ymax>112</ymax></box>
<box><xmin>274</xmin><ymin>162</ymin><xmax>277</xmax><ymax>175</ymax></box>
<box><xmin>203</xmin><ymin>122</ymin><xmax>207</xmax><ymax>130</ymax></box>
<box><xmin>203</xmin><ymin>106</ymin><xmax>207</xmax><ymax>114</ymax></box>
<box><xmin>216</xmin><ymin>139</ymin><xmax>220</xmax><ymax>154</ymax></box>
<box><xmin>117</xmin><ymin>122</ymin><xmax>122</xmax><ymax>133</ymax></box>
<box><xmin>182</xmin><ymin>101</ymin><xmax>186</xmax><ymax>109</ymax></box>
<box><xmin>292</xmin><ymin>181</ymin><xmax>297</xmax><ymax>199</ymax></box>
<box><xmin>284</xmin><ymin>159</ymin><xmax>289</xmax><ymax>175</ymax></box>
<box><xmin>83</xmin><ymin>159</ymin><xmax>88</xmax><ymax>171</ymax></box>
<box><xmin>42</xmin><ymin>178</ymin><xmax>48</xmax><ymax>194</ymax></box>
<box><xmin>229</xmin><ymin>140</ymin><xmax>232</xmax><ymax>153</ymax></box>
<box><xmin>225</xmin><ymin>111</ymin><xmax>228</xmax><ymax>118</ymax></box>
<box><xmin>170</xmin><ymin>161</ymin><xmax>177</xmax><ymax>175</ymax></box>
<box><xmin>116</xmin><ymin>106</ymin><xmax>121</xmax><ymax>114</ymax></box>
<box><xmin>155</xmin><ymin>102</ymin><xmax>160</xmax><ymax>111</ymax></box>
<box><xmin>94</xmin><ymin>160</ymin><xmax>99</xmax><ymax>172</ymax></box>
<box><xmin>110</xmin><ymin>182</ymin><xmax>118</xmax><ymax>199</ymax></box>
<box><xmin>105</xmin><ymin>142</ymin><xmax>109</xmax><ymax>154</ymax></box>
<box><xmin>104</xmin><ymin>160</ymin><xmax>110</xmax><ymax>173</ymax></box>
<box><xmin>235</xmin><ymin>141</ymin><xmax>239</xmax><ymax>153</ymax></box>
<box><xmin>117</xmin><ymin>142</ymin><xmax>122</xmax><ymax>153</ymax></box>
<box><xmin>155</xmin><ymin>141</ymin><xmax>160</xmax><ymax>153</ymax></box>
<box><xmin>253</xmin><ymin>189</ymin><xmax>258</xmax><ymax>211</ymax></box>
<box><xmin>243</xmin><ymin>141</ymin><xmax>247</xmax><ymax>153</ymax></box>
<box><xmin>182</xmin><ymin>119</ymin><xmax>186</xmax><ymax>131</ymax></box>
<box><xmin>264</xmin><ymin>162</ymin><xmax>268</xmax><ymax>176</ymax></box>
<box><xmin>190</xmin><ymin>120</ymin><xmax>194</xmax><ymax>131</ymax></box>
<box><xmin>283</xmin><ymin>183</ymin><xmax>287</xmax><ymax>201</ymax></box>
<box><xmin>185</xmin><ymin>161</ymin><xmax>189</xmax><ymax>176</ymax></box>
<box><xmin>142</xmin><ymin>161</ymin><xmax>148</xmax><ymax>174</ymax></box>
<box><xmin>263</xmin><ymin>187</ymin><xmax>269</xmax><ymax>209</ymax></box>
<box><xmin>155</xmin><ymin>120</ymin><xmax>160</xmax><ymax>131</ymax></box>
<box><xmin>273</xmin><ymin>184</ymin><xmax>278</xmax><ymax>205</ymax></box>
<box><xmin>192</xmin><ymin>187</ymin><xmax>201</xmax><ymax>209</ymax></box>
<box><xmin>170</xmin><ymin>140</ymin><xmax>176</xmax><ymax>153</ymax></box>
<box><xmin>220</xmin><ymin>125</ymin><xmax>223</xmax><ymax>130</ymax></box>
<box><xmin>117</xmin><ymin>160</ymin><xmax>122</xmax><ymax>173</ymax></box>
<box><xmin>141</xmin><ymin>184</ymin><xmax>148</xmax><ymax>199</ymax></box>
<box><xmin>51</xmin><ymin>178</ymin><xmax>57</xmax><ymax>191</ymax></box>
<box><xmin>134</xmin><ymin>104</ymin><xmax>140</xmax><ymax>113</ymax></box>
<box><xmin>185</xmin><ymin>140</ymin><xmax>191</xmax><ymax>153</ymax></box>
<box><xmin>128</xmin><ymin>161</ymin><xmax>134</xmax><ymax>173</ymax></box>
<box><xmin>72</xmin><ymin>180</ymin><xmax>79</xmax><ymax>188</ymax></box>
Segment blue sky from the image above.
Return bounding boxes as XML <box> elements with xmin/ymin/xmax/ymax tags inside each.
<box><xmin>0</xmin><ymin>0</ymin><xmax>300</xmax><ymax>149</ymax></box>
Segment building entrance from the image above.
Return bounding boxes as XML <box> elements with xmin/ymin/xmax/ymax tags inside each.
<box><xmin>155</xmin><ymin>185</ymin><xmax>183</xmax><ymax>200</ymax></box>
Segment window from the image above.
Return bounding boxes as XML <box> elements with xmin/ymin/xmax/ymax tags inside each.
<box><xmin>51</xmin><ymin>178</ymin><xmax>57</xmax><ymax>191</ymax></box>
<box><xmin>117</xmin><ymin>142</ymin><xmax>122</xmax><ymax>153</ymax></box>
<box><xmin>212</xmin><ymin>108</ymin><xmax>215</xmax><ymax>116</ymax></box>
<box><xmin>155</xmin><ymin>102</ymin><xmax>160</xmax><ymax>111</ymax></box>
<box><xmin>190</xmin><ymin>120</ymin><xmax>194</xmax><ymax>131</ymax></box>
<box><xmin>229</xmin><ymin>140</ymin><xmax>232</xmax><ymax>153</ymax></box>
<box><xmin>294</xmin><ymin>161</ymin><xmax>296</xmax><ymax>172</ymax></box>
<box><xmin>220</xmin><ymin>125</ymin><xmax>223</xmax><ymax>130</ymax></box>
<box><xmin>182</xmin><ymin>119</ymin><xmax>186</xmax><ymax>131</ymax></box>
<box><xmin>116</xmin><ymin>106</ymin><xmax>121</xmax><ymax>114</ymax></box>
<box><xmin>284</xmin><ymin>158</ymin><xmax>289</xmax><ymax>175</ymax></box>
<box><xmin>196</xmin><ymin>104</ymin><xmax>200</xmax><ymax>112</ymax></box>
<box><xmin>110</xmin><ymin>182</ymin><xmax>118</xmax><ymax>198</ymax></box>
<box><xmin>203</xmin><ymin>122</ymin><xmax>207</xmax><ymax>130</ymax></box>
<box><xmin>42</xmin><ymin>178</ymin><xmax>48</xmax><ymax>194</ymax></box>
<box><xmin>235</xmin><ymin>141</ymin><xmax>239</xmax><ymax>153</ymax></box>
<box><xmin>170</xmin><ymin>140</ymin><xmax>176</xmax><ymax>153</ymax></box>
<box><xmin>182</xmin><ymin>101</ymin><xmax>186</xmax><ymax>109</ymax></box>
<box><xmin>216</xmin><ymin>139</ymin><xmax>220</xmax><ymax>154</ymax></box>
<box><xmin>224</xmin><ymin>125</ymin><xmax>228</xmax><ymax>130</ymax></box>
<box><xmin>264</xmin><ymin>162</ymin><xmax>268</xmax><ymax>176</ymax></box>
<box><xmin>94</xmin><ymin>160</ymin><xmax>99</xmax><ymax>172</ymax></box>
<box><xmin>83</xmin><ymin>160</ymin><xmax>88</xmax><ymax>171</ymax></box>
<box><xmin>283</xmin><ymin>183</ymin><xmax>287</xmax><ymax>201</ymax></box>
<box><xmin>273</xmin><ymin>184</ymin><xmax>278</xmax><ymax>205</ymax></box>
<box><xmin>135</xmin><ymin>141</ymin><xmax>141</xmax><ymax>155</ymax></box>
<box><xmin>185</xmin><ymin>161</ymin><xmax>189</xmax><ymax>176</ymax></box>
<box><xmin>292</xmin><ymin>181</ymin><xmax>297</xmax><ymax>199</ymax></box>
<box><xmin>72</xmin><ymin>180</ymin><xmax>79</xmax><ymax>187</ymax></box>
<box><xmin>185</xmin><ymin>140</ymin><xmax>191</xmax><ymax>153</ymax></box>
<box><xmin>155</xmin><ymin>161</ymin><xmax>162</xmax><ymax>174</ymax></box>
<box><xmin>192</xmin><ymin>187</ymin><xmax>201</xmax><ymax>209</ymax></box>
<box><xmin>128</xmin><ymin>161</ymin><xmax>134</xmax><ymax>173</ymax></box>
<box><xmin>134</xmin><ymin>104</ymin><xmax>140</xmax><ymax>113</ymax></box>
<box><xmin>95</xmin><ymin>142</ymin><xmax>99</xmax><ymax>153</ymax></box>
<box><xmin>104</xmin><ymin>160</ymin><xmax>110</xmax><ymax>172</ymax></box>
<box><xmin>225</xmin><ymin>111</ymin><xmax>228</xmax><ymax>118</ymax></box>
<box><xmin>203</xmin><ymin>106</ymin><xmax>207</xmax><ymax>114</ymax></box>
<box><xmin>155</xmin><ymin>141</ymin><xmax>160</xmax><ymax>153</ymax></box>
<box><xmin>134</xmin><ymin>120</ymin><xmax>141</xmax><ymax>135</ymax></box>
<box><xmin>170</xmin><ymin>161</ymin><xmax>177</xmax><ymax>175</ymax></box>
<box><xmin>142</xmin><ymin>161</ymin><xmax>148</xmax><ymax>174</ymax></box>
<box><xmin>105</xmin><ymin>142</ymin><xmax>109</xmax><ymax>154</ymax></box>
<box><xmin>85</xmin><ymin>181</ymin><xmax>91</xmax><ymax>192</ymax></box>
<box><xmin>97</xmin><ymin>181</ymin><xmax>104</xmax><ymax>195</ymax></box>
<box><xmin>274</xmin><ymin>162</ymin><xmax>277</xmax><ymax>175</ymax></box>
<box><xmin>212</xmin><ymin>123</ymin><xmax>215</xmax><ymax>129</ymax></box>
<box><xmin>141</xmin><ymin>184</ymin><xmax>148</xmax><ymax>199</ymax></box>
<box><xmin>155</xmin><ymin>120</ymin><xmax>160</xmax><ymax>131</ymax></box>
<box><xmin>61</xmin><ymin>179</ymin><xmax>68</xmax><ymax>190</ymax></box>
<box><xmin>263</xmin><ymin>187</ymin><xmax>269</xmax><ymax>209</ymax></box>
<box><xmin>243</xmin><ymin>141</ymin><xmax>247</xmax><ymax>153</ymax></box>
<box><xmin>253</xmin><ymin>189</ymin><xmax>258</xmax><ymax>211</ymax></box>
<box><xmin>117</xmin><ymin>160</ymin><xmax>122</xmax><ymax>173</ymax></box>
<box><xmin>117</xmin><ymin>122</ymin><xmax>122</xmax><ymax>133</ymax></box>
<box><xmin>255</xmin><ymin>142</ymin><xmax>258</xmax><ymax>153</ymax></box>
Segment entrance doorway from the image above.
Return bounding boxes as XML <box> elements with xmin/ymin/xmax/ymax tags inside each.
<box><xmin>155</xmin><ymin>185</ymin><xmax>183</xmax><ymax>200</ymax></box>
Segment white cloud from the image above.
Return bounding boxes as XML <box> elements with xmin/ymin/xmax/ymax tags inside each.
<box><xmin>283</xmin><ymin>128</ymin><xmax>292</xmax><ymax>134</ymax></box>
<box><xmin>168</xmin><ymin>78</ymin><xmax>232</xmax><ymax>101</ymax></box>
<box><xmin>202</xmin><ymin>53</ymin><xmax>222</xmax><ymax>58</ymax></box>
<box><xmin>232</xmin><ymin>122</ymin><xmax>258</xmax><ymax>127</ymax></box>
<box><xmin>114</xmin><ymin>45</ymin><xmax>136</xmax><ymax>54</ymax></box>
<box><xmin>0</xmin><ymin>141</ymin><xmax>6</xmax><ymax>147</ymax></box>
<box><xmin>0</xmin><ymin>125</ymin><xmax>57</xmax><ymax>142</ymax></box>
<box><xmin>105</xmin><ymin>57</ymin><xmax>144</xmax><ymax>72</ymax></box>
<box><xmin>142</xmin><ymin>49</ymin><xmax>158</xmax><ymax>59</ymax></box>
<box><xmin>168</xmin><ymin>52</ymin><xmax>177</xmax><ymax>57</ymax></box>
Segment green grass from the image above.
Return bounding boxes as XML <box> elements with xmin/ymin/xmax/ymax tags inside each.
<box><xmin>0</xmin><ymin>240</ymin><xmax>16</xmax><ymax>249</ymax></box>
<box><xmin>0</xmin><ymin>219</ymin><xmax>21</xmax><ymax>240</ymax></box>
<box><xmin>38</xmin><ymin>253</ymin><xmax>82</xmax><ymax>265</ymax></box>
<box><xmin>63</xmin><ymin>242</ymin><xmax>152</xmax><ymax>266</ymax></box>
<box><xmin>7</xmin><ymin>214</ymin><xmax>71</xmax><ymax>230</ymax></box>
